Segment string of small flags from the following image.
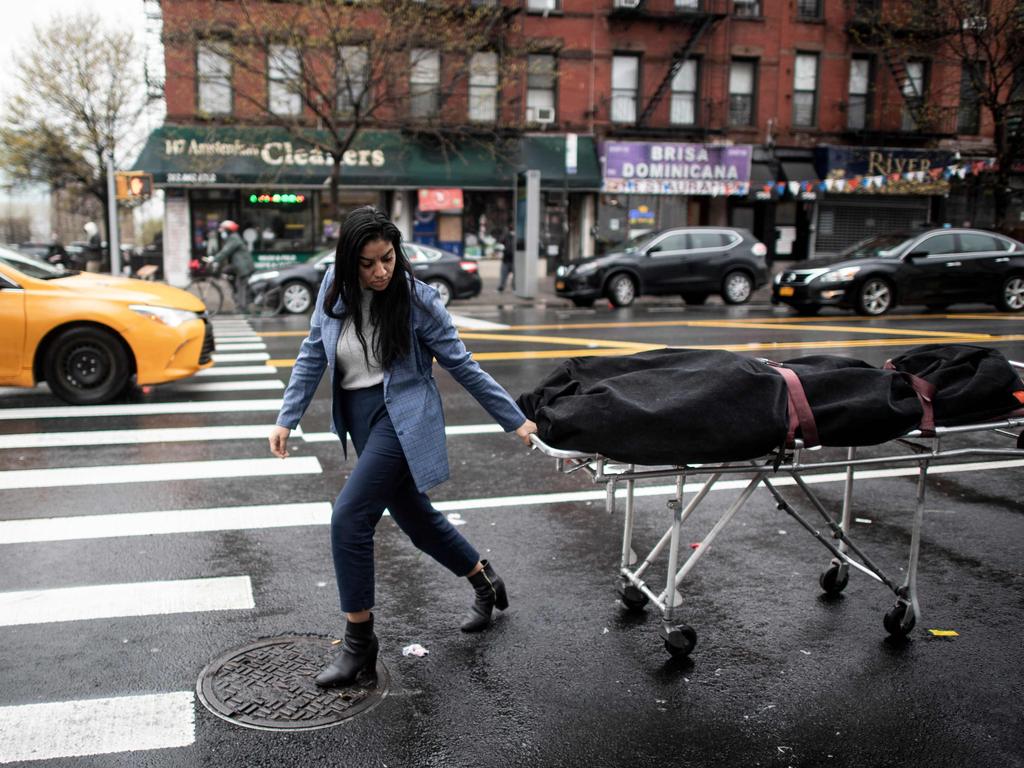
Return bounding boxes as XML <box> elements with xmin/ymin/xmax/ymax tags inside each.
<box><xmin>754</xmin><ymin>157</ymin><xmax>997</xmax><ymax>200</ymax></box>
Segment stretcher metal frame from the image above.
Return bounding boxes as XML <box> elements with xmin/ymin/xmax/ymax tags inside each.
<box><xmin>529</xmin><ymin>361</ymin><xmax>1024</xmax><ymax>658</ymax></box>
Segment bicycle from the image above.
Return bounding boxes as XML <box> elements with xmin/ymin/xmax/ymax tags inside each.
<box><xmin>185</xmin><ymin>259</ymin><xmax>282</xmax><ymax>317</ymax></box>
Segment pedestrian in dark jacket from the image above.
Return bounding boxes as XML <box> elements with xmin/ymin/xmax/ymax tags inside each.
<box><xmin>83</xmin><ymin>222</ymin><xmax>103</xmax><ymax>272</ymax></box>
<box><xmin>210</xmin><ymin>220</ymin><xmax>255</xmax><ymax>312</ymax></box>
<box><xmin>498</xmin><ymin>227</ymin><xmax>515</xmax><ymax>292</ymax></box>
<box><xmin>268</xmin><ymin>206</ymin><xmax>537</xmax><ymax>688</ymax></box>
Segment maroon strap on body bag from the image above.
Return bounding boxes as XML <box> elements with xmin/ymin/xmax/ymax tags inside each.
<box><xmin>884</xmin><ymin>360</ymin><xmax>936</xmax><ymax>436</ymax></box>
<box><xmin>765</xmin><ymin>361</ymin><xmax>819</xmax><ymax>447</ymax></box>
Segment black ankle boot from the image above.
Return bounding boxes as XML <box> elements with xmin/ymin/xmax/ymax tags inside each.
<box><xmin>461</xmin><ymin>560</ymin><xmax>509</xmax><ymax>633</ymax></box>
<box><xmin>315</xmin><ymin>614</ymin><xmax>379</xmax><ymax>687</ymax></box>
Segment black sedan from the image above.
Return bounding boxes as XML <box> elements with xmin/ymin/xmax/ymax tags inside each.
<box><xmin>247</xmin><ymin>242</ymin><xmax>482</xmax><ymax>313</ymax></box>
<box><xmin>772</xmin><ymin>228</ymin><xmax>1024</xmax><ymax>316</ymax></box>
<box><xmin>554</xmin><ymin>226</ymin><xmax>769</xmax><ymax>308</ymax></box>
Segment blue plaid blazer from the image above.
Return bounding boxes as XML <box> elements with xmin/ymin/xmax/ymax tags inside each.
<box><xmin>276</xmin><ymin>266</ymin><xmax>527</xmax><ymax>492</ymax></box>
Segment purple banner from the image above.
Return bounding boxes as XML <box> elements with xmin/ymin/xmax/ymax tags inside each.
<box><xmin>601</xmin><ymin>141</ymin><xmax>752</xmax><ymax>196</ymax></box>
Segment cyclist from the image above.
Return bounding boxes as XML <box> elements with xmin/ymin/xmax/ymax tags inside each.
<box><xmin>209</xmin><ymin>220</ymin><xmax>255</xmax><ymax>313</ymax></box>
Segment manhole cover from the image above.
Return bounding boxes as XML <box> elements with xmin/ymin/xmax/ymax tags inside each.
<box><xmin>196</xmin><ymin>634</ymin><xmax>389</xmax><ymax>731</ymax></box>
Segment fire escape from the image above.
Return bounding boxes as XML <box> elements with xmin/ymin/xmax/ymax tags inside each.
<box><xmin>846</xmin><ymin>0</ymin><xmax>956</xmax><ymax>139</ymax></box>
<box><xmin>608</xmin><ymin>0</ymin><xmax>727</xmax><ymax>130</ymax></box>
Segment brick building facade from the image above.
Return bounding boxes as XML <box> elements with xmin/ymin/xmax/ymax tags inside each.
<box><xmin>137</xmin><ymin>0</ymin><xmax>1003</xmax><ymax>286</ymax></box>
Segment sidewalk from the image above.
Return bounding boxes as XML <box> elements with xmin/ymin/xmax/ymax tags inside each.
<box><xmin>462</xmin><ymin>257</ymin><xmax>557</xmax><ymax>308</ymax></box>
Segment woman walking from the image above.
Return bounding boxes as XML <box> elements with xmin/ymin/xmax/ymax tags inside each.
<box><xmin>269</xmin><ymin>206</ymin><xmax>536</xmax><ymax>688</ymax></box>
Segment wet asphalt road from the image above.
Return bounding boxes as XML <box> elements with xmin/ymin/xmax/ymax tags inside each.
<box><xmin>1</xmin><ymin>296</ymin><xmax>1023</xmax><ymax>768</ymax></box>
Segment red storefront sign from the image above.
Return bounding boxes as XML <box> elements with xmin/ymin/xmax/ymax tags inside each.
<box><xmin>417</xmin><ymin>188</ymin><xmax>464</xmax><ymax>212</ymax></box>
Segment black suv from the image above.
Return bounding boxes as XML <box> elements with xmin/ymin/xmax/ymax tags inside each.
<box><xmin>772</xmin><ymin>228</ymin><xmax>1024</xmax><ymax>316</ymax></box>
<box><xmin>554</xmin><ymin>226</ymin><xmax>769</xmax><ymax>308</ymax></box>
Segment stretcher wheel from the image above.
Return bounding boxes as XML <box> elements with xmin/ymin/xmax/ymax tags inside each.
<box><xmin>883</xmin><ymin>602</ymin><xmax>916</xmax><ymax>637</ymax></box>
<box><xmin>663</xmin><ymin>626</ymin><xmax>697</xmax><ymax>658</ymax></box>
<box><xmin>620</xmin><ymin>586</ymin><xmax>649</xmax><ymax>611</ymax></box>
<box><xmin>819</xmin><ymin>564</ymin><xmax>849</xmax><ymax>596</ymax></box>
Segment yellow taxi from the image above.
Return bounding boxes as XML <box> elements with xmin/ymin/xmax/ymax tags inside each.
<box><xmin>0</xmin><ymin>246</ymin><xmax>214</xmax><ymax>405</ymax></box>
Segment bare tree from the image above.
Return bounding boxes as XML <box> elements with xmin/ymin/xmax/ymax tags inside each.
<box><xmin>849</xmin><ymin>0</ymin><xmax>1024</xmax><ymax>228</ymax></box>
<box><xmin>0</xmin><ymin>13</ymin><xmax>152</xmax><ymax>248</ymax></box>
<box><xmin>174</xmin><ymin>0</ymin><xmax>526</xmax><ymax>223</ymax></box>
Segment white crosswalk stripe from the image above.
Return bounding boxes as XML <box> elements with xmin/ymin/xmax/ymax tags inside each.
<box><xmin>193</xmin><ymin>364</ymin><xmax>278</xmax><ymax>377</ymax></box>
<box><xmin>211</xmin><ymin>352</ymin><xmax>270</xmax><ymax>363</ymax></box>
<box><xmin>0</xmin><ymin>576</ymin><xmax>255</xmax><ymax>627</ymax></box>
<box><xmin>0</xmin><ymin>424</ymin><xmax>296</xmax><ymax>450</ymax></box>
<box><xmin>0</xmin><ymin>502</ymin><xmax>330</xmax><ymax>544</ymax></box>
<box><xmin>0</xmin><ymin>398</ymin><xmax>283</xmax><ymax>420</ymax></box>
<box><xmin>173</xmin><ymin>379</ymin><xmax>284</xmax><ymax>393</ymax></box>
<box><xmin>0</xmin><ymin>456</ymin><xmax>321</xmax><ymax>490</ymax></box>
<box><xmin>0</xmin><ymin>692</ymin><xmax>195</xmax><ymax>763</ymax></box>
<box><xmin>3</xmin><ymin>458</ymin><xmax>1021</xmax><ymax>546</ymax></box>
<box><xmin>211</xmin><ymin>342</ymin><xmax>268</xmax><ymax>351</ymax></box>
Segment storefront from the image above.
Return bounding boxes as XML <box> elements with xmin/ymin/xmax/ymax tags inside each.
<box><xmin>596</xmin><ymin>141</ymin><xmax>753</xmax><ymax>255</ymax></box>
<box><xmin>133</xmin><ymin>126</ymin><xmax>600</xmax><ymax>287</ymax></box>
<box><xmin>811</xmin><ymin>145</ymin><xmax>955</xmax><ymax>257</ymax></box>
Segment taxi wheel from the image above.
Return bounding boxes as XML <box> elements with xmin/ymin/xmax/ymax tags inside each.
<box><xmin>45</xmin><ymin>327</ymin><xmax>131</xmax><ymax>405</ymax></box>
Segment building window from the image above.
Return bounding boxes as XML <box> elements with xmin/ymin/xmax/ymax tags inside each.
<box><xmin>468</xmin><ymin>52</ymin><xmax>498</xmax><ymax>122</ymax></box>
<box><xmin>796</xmin><ymin>0</ymin><xmax>822</xmax><ymax>18</ymax></box>
<box><xmin>733</xmin><ymin>0</ymin><xmax>761</xmax><ymax>17</ymax></box>
<box><xmin>729</xmin><ymin>59</ymin><xmax>756</xmax><ymax>126</ymax></box>
<box><xmin>676</xmin><ymin>0</ymin><xmax>701</xmax><ymax>8</ymax></box>
<box><xmin>268</xmin><ymin>45</ymin><xmax>302</xmax><ymax>117</ymax></box>
<box><xmin>900</xmin><ymin>60</ymin><xmax>926</xmax><ymax>131</ymax></box>
<box><xmin>611</xmin><ymin>54</ymin><xmax>640</xmax><ymax>123</ymax></box>
<box><xmin>409</xmin><ymin>48</ymin><xmax>440</xmax><ymax>118</ymax></box>
<box><xmin>337</xmin><ymin>46</ymin><xmax>369</xmax><ymax>115</ymax></box>
<box><xmin>847</xmin><ymin>56</ymin><xmax>871</xmax><ymax>130</ymax></box>
<box><xmin>526</xmin><ymin>0</ymin><xmax>561</xmax><ymax>11</ymax></box>
<box><xmin>792</xmin><ymin>52</ymin><xmax>818</xmax><ymax>127</ymax></box>
<box><xmin>670</xmin><ymin>59</ymin><xmax>698</xmax><ymax>125</ymax></box>
<box><xmin>197</xmin><ymin>44</ymin><xmax>231</xmax><ymax>115</ymax></box>
<box><xmin>527</xmin><ymin>54</ymin><xmax>556</xmax><ymax>123</ymax></box>
<box><xmin>957</xmin><ymin>61</ymin><xmax>983</xmax><ymax>134</ymax></box>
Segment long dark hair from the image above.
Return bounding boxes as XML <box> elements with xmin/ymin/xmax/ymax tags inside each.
<box><xmin>324</xmin><ymin>205</ymin><xmax>416</xmax><ymax>370</ymax></box>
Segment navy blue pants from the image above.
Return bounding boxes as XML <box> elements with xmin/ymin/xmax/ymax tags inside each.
<box><xmin>331</xmin><ymin>384</ymin><xmax>480</xmax><ymax>613</ymax></box>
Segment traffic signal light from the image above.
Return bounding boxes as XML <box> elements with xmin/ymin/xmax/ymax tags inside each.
<box><xmin>115</xmin><ymin>172</ymin><xmax>153</xmax><ymax>201</ymax></box>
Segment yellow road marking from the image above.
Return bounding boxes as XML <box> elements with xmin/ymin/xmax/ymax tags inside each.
<box><xmin>503</xmin><ymin>313</ymin><xmax>1023</xmax><ymax>331</ymax></box>
<box><xmin>677</xmin><ymin>320</ymin><xmax>988</xmax><ymax>338</ymax></box>
<box><xmin>458</xmin><ymin>331</ymin><xmax>660</xmax><ymax>350</ymax></box>
<box><xmin>266</xmin><ymin>332</ymin><xmax>1023</xmax><ymax>366</ymax></box>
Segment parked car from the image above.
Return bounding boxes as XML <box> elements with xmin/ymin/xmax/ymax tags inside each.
<box><xmin>771</xmin><ymin>228</ymin><xmax>1024</xmax><ymax>316</ymax></box>
<box><xmin>554</xmin><ymin>226</ymin><xmax>769</xmax><ymax>308</ymax></box>
<box><xmin>0</xmin><ymin>245</ymin><xmax>213</xmax><ymax>405</ymax></box>
<box><xmin>248</xmin><ymin>242</ymin><xmax>482</xmax><ymax>313</ymax></box>
<box><xmin>15</xmin><ymin>242</ymin><xmax>54</xmax><ymax>261</ymax></box>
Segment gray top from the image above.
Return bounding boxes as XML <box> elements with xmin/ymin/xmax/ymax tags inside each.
<box><xmin>336</xmin><ymin>289</ymin><xmax>384</xmax><ymax>389</ymax></box>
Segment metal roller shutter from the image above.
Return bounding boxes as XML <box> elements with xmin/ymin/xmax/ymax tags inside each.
<box><xmin>816</xmin><ymin>197</ymin><xmax>932</xmax><ymax>255</ymax></box>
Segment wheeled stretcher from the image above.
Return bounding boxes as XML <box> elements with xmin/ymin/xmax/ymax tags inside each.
<box><xmin>528</xmin><ymin>360</ymin><xmax>1024</xmax><ymax>659</ymax></box>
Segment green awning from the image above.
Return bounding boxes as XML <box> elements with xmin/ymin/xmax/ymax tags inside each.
<box><xmin>132</xmin><ymin>125</ymin><xmax>601</xmax><ymax>191</ymax></box>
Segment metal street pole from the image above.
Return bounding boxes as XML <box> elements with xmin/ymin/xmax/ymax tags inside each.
<box><xmin>517</xmin><ymin>169</ymin><xmax>541</xmax><ymax>299</ymax></box>
<box><xmin>105</xmin><ymin>150</ymin><xmax>121</xmax><ymax>275</ymax></box>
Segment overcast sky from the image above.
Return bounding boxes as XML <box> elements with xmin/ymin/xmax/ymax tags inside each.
<box><xmin>0</xmin><ymin>0</ymin><xmax>151</xmax><ymax>105</ymax></box>
<box><xmin>1</xmin><ymin>0</ymin><xmax>160</xmax><ymax>229</ymax></box>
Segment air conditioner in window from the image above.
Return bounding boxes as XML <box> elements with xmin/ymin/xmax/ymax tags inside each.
<box><xmin>529</xmin><ymin>107</ymin><xmax>556</xmax><ymax>124</ymax></box>
<box><xmin>962</xmin><ymin>15</ymin><xmax>987</xmax><ymax>30</ymax></box>
<box><xmin>615</xmin><ymin>0</ymin><xmax>642</xmax><ymax>7</ymax></box>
